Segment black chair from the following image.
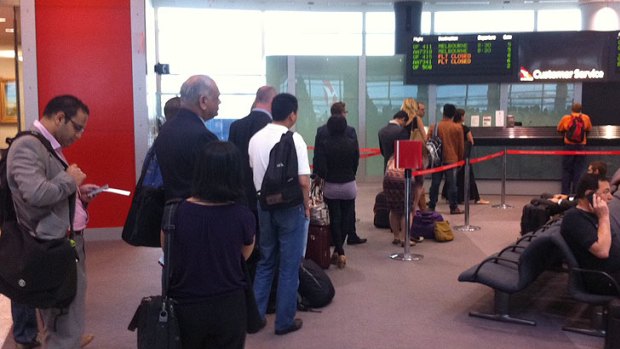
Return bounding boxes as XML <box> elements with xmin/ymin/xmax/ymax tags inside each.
<box><xmin>458</xmin><ymin>231</ymin><xmax>558</xmax><ymax>326</ymax></box>
<box><xmin>550</xmin><ymin>231</ymin><xmax>620</xmax><ymax>337</ymax></box>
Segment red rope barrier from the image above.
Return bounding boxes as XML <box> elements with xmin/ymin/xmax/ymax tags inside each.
<box><xmin>507</xmin><ymin>149</ymin><xmax>620</xmax><ymax>156</ymax></box>
<box><xmin>469</xmin><ymin>151</ymin><xmax>505</xmax><ymax>164</ymax></box>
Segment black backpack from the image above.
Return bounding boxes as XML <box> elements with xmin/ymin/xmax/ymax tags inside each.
<box><xmin>565</xmin><ymin>114</ymin><xmax>585</xmax><ymax>143</ymax></box>
<box><xmin>258</xmin><ymin>131</ymin><xmax>304</xmax><ymax>211</ymax></box>
<box><xmin>298</xmin><ymin>259</ymin><xmax>335</xmax><ymax>309</ymax></box>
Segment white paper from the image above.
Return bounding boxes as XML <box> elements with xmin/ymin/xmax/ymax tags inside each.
<box><xmin>470</xmin><ymin>115</ymin><xmax>480</xmax><ymax>127</ymax></box>
<box><xmin>103</xmin><ymin>187</ymin><xmax>131</xmax><ymax>196</ymax></box>
<box><xmin>482</xmin><ymin>115</ymin><xmax>492</xmax><ymax>127</ymax></box>
<box><xmin>495</xmin><ymin>110</ymin><xmax>505</xmax><ymax>127</ymax></box>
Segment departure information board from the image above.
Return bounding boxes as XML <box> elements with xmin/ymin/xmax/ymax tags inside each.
<box><xmin>406</xmin><ymin>33</ymin><xmax>515</xmax><ymax>84</ymax></box>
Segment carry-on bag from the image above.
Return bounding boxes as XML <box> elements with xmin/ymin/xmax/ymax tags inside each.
<box><xmin>128</xmin><ymin>202</ymin><xmax>181</xmax><ymax>349</ymax></box>
<box><xmin>411</xmin><ymin>210</ymin><xmax>443</xmax><ymax>240</ymax></box>
<box><xmin>306</xmin><ymin>224</ymin><xmax>331</xmax><ymax>269</ymax></box>
<box><xmin>373</xmin><ymin>191</ymin><xmax>390</xmax><ymax>229</ymax></box>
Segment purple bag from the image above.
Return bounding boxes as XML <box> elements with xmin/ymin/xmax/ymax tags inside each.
<box><xmin>411</xmin><ymin>210</ymin><xmax>443</xmax><ymax>239</ymax></box>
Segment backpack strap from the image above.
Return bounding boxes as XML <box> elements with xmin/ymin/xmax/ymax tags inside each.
<box><xmin>8</xmin><ymin>131</ymin><xmax>76</xmax><ymax>236</ymax></box>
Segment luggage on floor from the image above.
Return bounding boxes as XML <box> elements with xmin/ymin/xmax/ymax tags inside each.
<box><xmin>373</xmin><ymin>191</ymin><xmax>390</xmax><ymax>229</ymax></box>
<box><xmin>298</xmin><ymin>259</ymin><xmax>335</xmax><ymax>309</ymax></box>
<box><xmin>520</xmin><ymin>202</ymin><xmax>550</xmax><ymax>236</ymax></box>
<box><xmin>606</xmin><ymin>298</ymin><xmax>620</xmax><ymax>349</ymax></box>
<box><xmin>411</xmin><ymin>210</ymin><xmax>443</xmax><ymax>240</ymax></box>
<box><xmin>306</xmin><ymin>224</ymin><xmax>331</xmax><ymax>269</ymax></box>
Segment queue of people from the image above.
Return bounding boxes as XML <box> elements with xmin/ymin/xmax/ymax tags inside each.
<box><xmin>9</xmin><ymin>76</ymin><xmax>613</xmax><ymax>349</ymax></box>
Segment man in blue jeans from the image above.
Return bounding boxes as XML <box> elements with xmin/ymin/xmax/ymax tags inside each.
<box><xmin>428</xmin><ymin>103</ymin><xmax>465</xmax><ymax>214</ymax></box>
<box><xmin>248</xmin><ymin>93</ymin><xmax>311</xmax><ymax>335</ymax></box>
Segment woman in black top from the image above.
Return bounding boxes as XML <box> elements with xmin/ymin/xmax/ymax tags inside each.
<box><xmin>452</xmin><ymin>109</ymin><xmax>489</xmax><ymax>204</ymax></box>
<box><xmin>314</xmin><ymin>116</ymin><xmax>359</xmax><ymax>268</ymax></box>
<box><xmin>169</xmin><ymin>141</ymin><xmax>256</xmax><ymax>349</ymax></box>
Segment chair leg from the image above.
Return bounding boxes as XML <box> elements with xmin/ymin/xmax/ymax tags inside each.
<box><xmin>469</xmin><ymin>290</ymin><xmax>537</xmax><ymax>326</ymax></box>
<box><xmin>563</xmin><ymin>305</ymin><xmax>607</xmax><ymax>337</ymax></box>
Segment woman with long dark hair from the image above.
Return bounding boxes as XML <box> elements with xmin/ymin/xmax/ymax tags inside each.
<box><xmin>168</xmin><ymin>141</ymin><xmax>256</xmax><ymax>349</ymax></box>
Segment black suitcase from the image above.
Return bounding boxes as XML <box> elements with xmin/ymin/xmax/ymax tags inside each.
<box><xmin>519</xmin><ymin>202</ymin><xmax>551</xmax><ymax>236</ymax></box>
<box><xmin>306</xmin><ymin>224</ymin><xmax>331</xmax><ymax>269</ymax></box>
<box><xmin>606</xmin><ymin>298</ymin><xmax>620</xmax><ymax>349</ymax></box>
<box><xmin>373</xmin><ymin>191</ymin><xmax>390</xmax><ymax>229</ymax></box>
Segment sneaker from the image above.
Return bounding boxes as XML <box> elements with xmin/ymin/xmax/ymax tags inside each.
<box><xmin>410</xmin><ymin>236</ymin><xmax>424</xmax><ymax>243</ymax></box>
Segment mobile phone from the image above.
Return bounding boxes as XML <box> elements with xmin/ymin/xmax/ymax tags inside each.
<box><xmin>87</xmin><ymin>184</ymin><xmax>109</xmax><ymax>198</ymax></box>
<box><xmin>587</xmin><ymin>192</ymin><xmax>595</xmax><ymax>206</ymax></box>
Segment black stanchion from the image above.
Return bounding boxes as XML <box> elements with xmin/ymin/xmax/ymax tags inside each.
<box><xmin>390</xmin><ymin>168</ymin><xmax>423</xmax><ymax>261</ymax></box>
<box><xmin>455</xmin><ymin>154</ymin><xmax>480</xmax><ymax>232</ymax></box>
<box><xmin>493</xmin><ymin>146</ymin><xmax>513</xmax><ymax>209</ymax></box>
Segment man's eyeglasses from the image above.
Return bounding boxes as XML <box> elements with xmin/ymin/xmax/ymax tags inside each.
<box><xmin>69</xmin><ymin>119</ymin><xmax>86</xmax><ymax>133</ymax></box>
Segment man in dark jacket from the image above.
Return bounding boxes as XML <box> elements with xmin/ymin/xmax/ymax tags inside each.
<box><xmin>378</xmin><ymin>110</ymin><xmax>409</xmax><ymax>171</ymax></box>
<box><xmin>229</xmin><ymin>86</ymin><xmax>276</xmax><ymax>213</ymax></box>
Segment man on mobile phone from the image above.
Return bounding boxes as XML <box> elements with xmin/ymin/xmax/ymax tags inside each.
<box><xmin>561</xmin><ymin>173</ymin><xmax>619</xmax><ymax>295</ymax></box>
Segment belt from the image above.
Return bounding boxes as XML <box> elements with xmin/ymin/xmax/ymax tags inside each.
<box><xmin>74</xmin><ymin>230</ymin><xmax>84</xmax><ymax>236</ymax></box>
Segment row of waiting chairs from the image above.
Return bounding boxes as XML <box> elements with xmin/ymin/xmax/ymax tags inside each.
<box><xmin>458</xmin><ymin>218</ymin><xmax>620</xmax><ymax>337</ymax></box>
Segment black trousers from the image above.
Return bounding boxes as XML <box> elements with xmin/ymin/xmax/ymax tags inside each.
<box><xmin>325</xmin><ymin>198</ymin><xmax>355</xmax><ymax>255</ymax></box>
<box><xmin>175</xmin><ymin>289</ymin><xmax>246</xmax><ymax>349</ymax></box>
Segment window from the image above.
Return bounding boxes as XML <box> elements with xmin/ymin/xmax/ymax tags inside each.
<box><xmin>434</xmin><ymin>10</ymin><xmax>535</xmax><ymax>33</ymax></box>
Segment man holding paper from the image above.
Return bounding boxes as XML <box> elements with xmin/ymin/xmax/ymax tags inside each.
<box><xmin>8</xmin><ymin>95</ymin><xmax>98</xmax><ymax>349</ymax></box>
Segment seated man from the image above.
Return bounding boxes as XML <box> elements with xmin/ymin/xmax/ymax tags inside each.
<box><xmin>561</xmin><ymin>173</ymin><xmax>619</xmax><ymax>295</ymax></box>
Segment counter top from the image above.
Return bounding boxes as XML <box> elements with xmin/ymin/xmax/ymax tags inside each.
<box><xmin>472</xmin><ymin>126</ymin><xmax>620</xmax><ymax>146</ymax></box>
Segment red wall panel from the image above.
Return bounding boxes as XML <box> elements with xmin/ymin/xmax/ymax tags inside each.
<box><xmin>36</xmin><ymin>0</ymin><xmax>135</xmax><ymax>228</ymax></box>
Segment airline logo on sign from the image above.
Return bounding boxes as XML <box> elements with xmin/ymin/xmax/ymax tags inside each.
<box><xmin>519</xmin><ymin>66</ymin><xmax>605</xmax><ymax>82</ymax></box>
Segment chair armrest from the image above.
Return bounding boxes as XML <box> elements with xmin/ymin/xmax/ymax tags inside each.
<box><xmin>572</xmin><ymin>267</ymin><xmax>620</xmax><ymax>295</ymax></box>
<box><xmin>472</xmin><ymin>256</ymin><xmax>519</xmax><ymax>278</ymax></box>
<box><xmin>497</xmin><ymin>244</ymin><xmax>526</xmax><ymax>257</ymax></box>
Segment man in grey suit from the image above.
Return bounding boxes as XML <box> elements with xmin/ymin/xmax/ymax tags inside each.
<box><xmin>8</xmin><ymin>95</ymin><xmax>93</xmax><ymax>349</ymax></box>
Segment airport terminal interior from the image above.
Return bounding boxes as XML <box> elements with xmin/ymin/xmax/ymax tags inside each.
<box><xmin>1</xmin><ymin>0</ymin><xmax>620</xmax><ymax>348</ymax></box>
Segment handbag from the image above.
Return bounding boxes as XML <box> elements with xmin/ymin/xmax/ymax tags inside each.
<box><xmin>385</xmin><ymin>156</ymin><xmax>405</xmax><ymax>180</ymax></box>
<box><xmin>128</xmin><ymin>203</ymin><xmax>181</xmax><ymax>349</ymax></box>
<box><xmin>122</xmin><ymin>147</ymin><xmax>165</xmax><ymax>247</ymax></box>
<box><xmin>309</xmin><ymin>179</ymin><xmax>330</xmax><ymax>226</ymax></box>
<box><xmin>0</xmin><ymin>220</ymin><xmax>77</xmax><ymax>308</ymax></box>
<box><xmin>411</xmin><ymin>210</ymin><xmax>444</xmax><ymax>240</ymax></box>
<box><xmin>434</xmin><ymin>220</ymin><xmax>454</xmax><ymax>242</ymax></box>
<box><xmin>128</xmin><ymin>295</ymin><xmax>181</xmax><ymax>349</ymax></box>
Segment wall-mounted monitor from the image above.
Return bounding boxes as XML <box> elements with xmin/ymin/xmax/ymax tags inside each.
<box><xmin>406</xmin><ymin>33</ymin><xmax>516</xmax><ymax>84</ymax></box>
<box><xmin>405</xmin><ymin>31</ymin><xmax>619</xmax><ymax>84</ymax></box>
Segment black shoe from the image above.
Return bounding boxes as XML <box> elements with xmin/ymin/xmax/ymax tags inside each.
<box><xmin>347</xmin><ymin>237</ymin><xmax>367</xmax><ymax>245</ymax></box>
<box><xmin>450</xmin><ymin>208</ymin><xmax>464</xmax><ymax>215</ymax></box>
<box><xmin>275</xmin><ymin>318</ymin><xmax>303</xmax><ymax>335</ymax></box>
<box><xmin>15</xmin><ymin>340</ymin><xmax>41</xmax><ymax>349</ymax></box>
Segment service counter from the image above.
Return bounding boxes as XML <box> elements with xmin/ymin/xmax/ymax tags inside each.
<box><xmin>467</xmin><ymin>126</ymin><xmax>620</xmax><ymax>181</ymax></box>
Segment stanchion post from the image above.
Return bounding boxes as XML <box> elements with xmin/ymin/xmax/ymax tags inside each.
<box><xmin>390</xmin><ymin>140</ymin><xmax>423</xmax><ymax>262</ymax></box>
<box><xmin>493</xmin><ymin>146</ymin><xmax>513</xmax><ymax>209</ymax></box>
<box><xmin>455</xmin><ymin>156</ymin><xmax>481</xmax><ymax>232</ymax></box>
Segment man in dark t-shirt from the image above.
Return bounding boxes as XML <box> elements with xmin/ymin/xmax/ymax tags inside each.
<box><xmin>561</xmin><ymin>174</ymin><xmax>620</xmax><ymax>293</ymax></box>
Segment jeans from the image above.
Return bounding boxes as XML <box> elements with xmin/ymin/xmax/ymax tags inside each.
<box><xmin>561</xmin><ymin>144</ymin><xmax>586</xmax><ymax>195</ymax></box>
<box><xmin>254</xmin><ymin>204</ymin><xmax>308</xmax><ymax>332</ymax></box>
<box><xmin>429</xmin><ymin>164</ymin><xmax>458</xmax><ymax>210</ymax></box>
<box><xmin>11</xmin><ymin>302</ymin><xmax>38</xmax><ymax>344</ymax></box>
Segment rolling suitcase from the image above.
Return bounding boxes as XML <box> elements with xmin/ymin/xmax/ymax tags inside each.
<box><xmin>306</xmin><ymin>224</ymin><xmax>331</xmax><ymax>269</ymax></box>
<box><xmin>373</xmin><ymin>191</ymin><xmax>390</xmax><ymax>229</ymax></box>
<box><xmin>519</xmin><ymin>201</ymin><xmax>551</xmax><ymax>236</ymax></box>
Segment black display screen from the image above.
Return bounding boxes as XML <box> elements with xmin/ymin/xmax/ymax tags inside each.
<box><xmin>517</xmin><ymin>31</ymin><xmax>608</xmax><ymax>82</ymax></box>
<box><xmin>405</xmin><ymin>31</ymin><xmax>620</xmax><ymax>84</ymax></box>
<box><xmin>406</xmin><ymin>33</ymin><xmax>515</xmax><ymax>84</ymax></box>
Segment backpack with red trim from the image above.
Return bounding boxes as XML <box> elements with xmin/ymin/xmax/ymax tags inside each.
<box><xmin>565</xmin><ymin>114</ymin><xmax>585</xmax><ymax>143</ymax></box>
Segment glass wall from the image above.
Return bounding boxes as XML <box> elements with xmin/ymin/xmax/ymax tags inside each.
<box><xmin>507</xmin><ymin>83</ymin><xmax>574</xmax><ymax>127</ymax></box>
